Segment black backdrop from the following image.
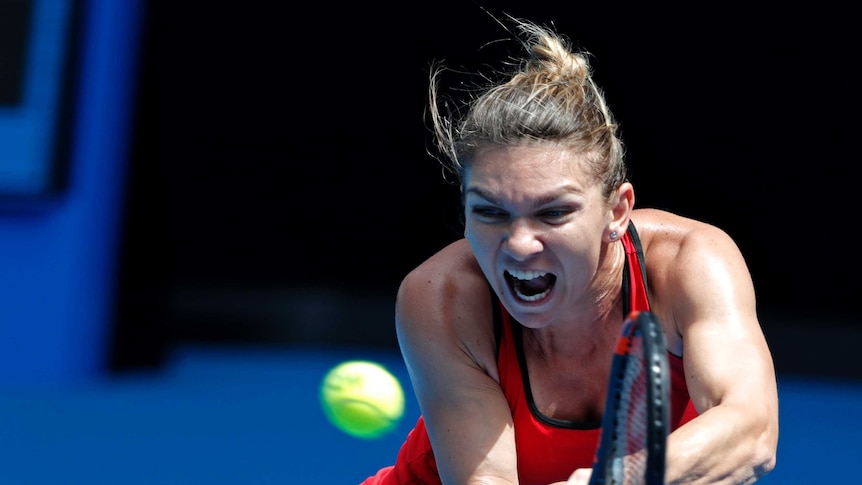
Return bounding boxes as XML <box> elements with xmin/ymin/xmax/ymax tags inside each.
<box><xmin>113</xmin><ymin>1</ymin><xmax>860</xmax><ymax>376</ymax></box>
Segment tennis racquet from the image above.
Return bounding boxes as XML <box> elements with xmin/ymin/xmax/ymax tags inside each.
<box><xmin>588</xmin><ymin>310</ymin><xmax>670</xmax><ymax>485</ymax></box>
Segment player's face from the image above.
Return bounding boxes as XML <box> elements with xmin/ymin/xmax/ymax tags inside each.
<box><xmin>463</xmin><ymin>145</ymin><xmax>611</xmax><ymax>327</ymax></box>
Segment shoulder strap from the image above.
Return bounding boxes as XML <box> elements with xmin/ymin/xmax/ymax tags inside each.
<box><xmin>621</xmin><ymin>221</ymin><xmax>651</xmax><ymax>315</ymax></box>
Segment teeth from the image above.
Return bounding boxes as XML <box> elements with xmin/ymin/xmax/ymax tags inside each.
<box><xmin>507</xmin><ymin>269</ymin><xmax>547</xmax><ymax>281</ymax></box>
<box><xmin>514</xmin><ymin>288</ymin><xmax>550</xmax><ymax>302</ymax></box>
<box><xmin>507</xmin><ymin>270</ymin><xmax>552</xmax><ymax>302</ymax></box>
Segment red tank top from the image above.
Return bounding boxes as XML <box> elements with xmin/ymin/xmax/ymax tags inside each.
<box><xmin>361</xmin><ymin>226</ymin><xmax>698</xmax><ymax>485</ymax></box>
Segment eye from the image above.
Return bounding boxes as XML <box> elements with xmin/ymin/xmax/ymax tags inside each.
<box><xmin>470</xmin><ymin>205</ymin><xmax>508</xmax><ymax>220</ymax></box>
<box><xmin>538</xmin><ymin>207</ymin><xmax>575</xmax><ymax>223</ymax></box>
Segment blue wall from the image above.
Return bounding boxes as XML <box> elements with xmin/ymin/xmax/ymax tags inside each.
<box><xmin>0</xmin><ymin>0</ymin><xmax>143</xmax><ymax>385</ymax></box>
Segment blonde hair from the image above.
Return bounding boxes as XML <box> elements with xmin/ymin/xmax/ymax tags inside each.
<box><xmin>428</xmin><ymin>17</ymin><xmax>627</xmax><ymax>200</ymax></box>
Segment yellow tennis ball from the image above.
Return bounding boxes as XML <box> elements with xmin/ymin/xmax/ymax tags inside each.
<box><xmin>320</xmin><ymin>360</ymin><xmax>405</xmax><ymax>439</ymax></box>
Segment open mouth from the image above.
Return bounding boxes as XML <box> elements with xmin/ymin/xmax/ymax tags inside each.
<box><xmin>505</xmin><ymin>269</ymin><xmax>557</xmax><ymax>302</ymax></box>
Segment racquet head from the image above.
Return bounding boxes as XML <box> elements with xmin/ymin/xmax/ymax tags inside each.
<box><xmin>588</xmin><ymin>310</ymin><xmax>670</xmax><ymax>485</ymax></box>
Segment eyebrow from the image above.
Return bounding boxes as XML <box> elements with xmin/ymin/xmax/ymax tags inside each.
<box><xmin>464</xmin><ymin>186</ymin><xmax>581</xmax><ymax>208</ymax></box>
<box><xmin>464</xmin><ymin>187</ymin><xmax>501</xmax><ymax>205</ymax></box>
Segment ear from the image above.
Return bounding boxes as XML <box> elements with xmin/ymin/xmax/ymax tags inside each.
<box><xmin>605</xmin><ymin>182</ymin><xmax>634</xmax><ymax>243</ymax></box>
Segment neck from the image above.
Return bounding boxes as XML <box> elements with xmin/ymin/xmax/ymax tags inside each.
<box><xmin>589</xmin><ymin>239</ymin><xmax>628</xmax><ymax>322</ymax></box>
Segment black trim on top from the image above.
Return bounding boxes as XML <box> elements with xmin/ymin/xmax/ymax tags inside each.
<box><xmin>627</xmin><ymin>221</ymin><xmax>649</xmax><ymax>301</ymax></box>
<box><xmin>513</xmin><ymin>322</ymin><xmax>602</xmax><ymax>430</ymax></box>
<box><xmin>621</xmin><ymin>251</ymin><xmax>632</xmax><ymax>318</ymax></box>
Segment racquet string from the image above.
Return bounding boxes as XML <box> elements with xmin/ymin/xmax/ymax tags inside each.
<box><xmin>608</xmin><ymin>331</ymin><xmax>649</xmax><ymax>485</ymax></box>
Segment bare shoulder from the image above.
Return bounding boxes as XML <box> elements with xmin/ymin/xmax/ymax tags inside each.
<box><xmin>629</xmin><ymin>209</ymin><xmax>756</xmax><ymax>349</ymax></box>
<box><xmin>630</xmin><ymin>208</ymin><xmax>743</xmax><ymax>262</ymax></box>
<box><xmin>395</xmin><ymin>238</ymin><xmax>498</xmax><ymax>376</ymax></box>
<box><xmin>397</xmin><ymin>238</ymin><xmax>489</xmax><ymax>314</ymax></box>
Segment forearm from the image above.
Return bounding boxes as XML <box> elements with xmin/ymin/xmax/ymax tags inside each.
<box><xmin>665</xmin><ymin>403</ymin><xmax>777</xmax><ymax>484</ymax></box>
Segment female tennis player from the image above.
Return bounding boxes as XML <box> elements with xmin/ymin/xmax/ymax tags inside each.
<box><xmin>362</xmin><ymin>16</ymin><xmax>778</xmax><ymax>485</ymax></box>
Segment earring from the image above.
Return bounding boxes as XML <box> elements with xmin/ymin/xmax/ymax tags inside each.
<box><xmin>609</xmin><ymin>231</ymin><xmax>618</xmax><ymax>240</ymax></box>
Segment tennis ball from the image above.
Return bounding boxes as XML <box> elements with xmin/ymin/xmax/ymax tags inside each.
<box><xmin>320</xmin><ymin>360</ymin><xmax>405</xmax><ymax>439</ymax></box>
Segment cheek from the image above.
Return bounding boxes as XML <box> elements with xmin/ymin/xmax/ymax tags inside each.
<box><xmin>464</xmin><ymin>223</ymin><xmax>494</xmax><ymax>261</ymax></box>
<box><xmin>463</xmin><ymin>217</ymin><xmax>479</xmax><ymax>242</ymax></box>
<box><xmin>464</xmin><ymin>224</ymin><xmax>482</xmax><ymax>252</ymax></box>
<box><xmin>465</xmin><ymin>234</ymin><xmax>499</xmax><ymax>287</ymax></box>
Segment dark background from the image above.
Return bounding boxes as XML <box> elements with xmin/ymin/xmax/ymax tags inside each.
<box><xmin>112</xmin><ymin>1</ymin><xmax>860</xmax><ymax>376</ymax></box>
<box><xmin>0</xmin><ymin>1</ymin><xmax>31</xmax><ymax>105</ymax></box>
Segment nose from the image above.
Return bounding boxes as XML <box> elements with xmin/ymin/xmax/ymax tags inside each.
<box><xmin>503</xmin><ymin>219</ymin><xmax>543</xmax><ymax>261</ymax></box>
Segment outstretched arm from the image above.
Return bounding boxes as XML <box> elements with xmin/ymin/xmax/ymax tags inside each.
<box><xmin>396</xmin><ymin>240</ymin><xmax>520</xmax><ymax>485</ymax></box>
<box><xmin>653</xmin><ymin>219</ymin><xmax>779</xmax><ymax>484</ymax></box>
